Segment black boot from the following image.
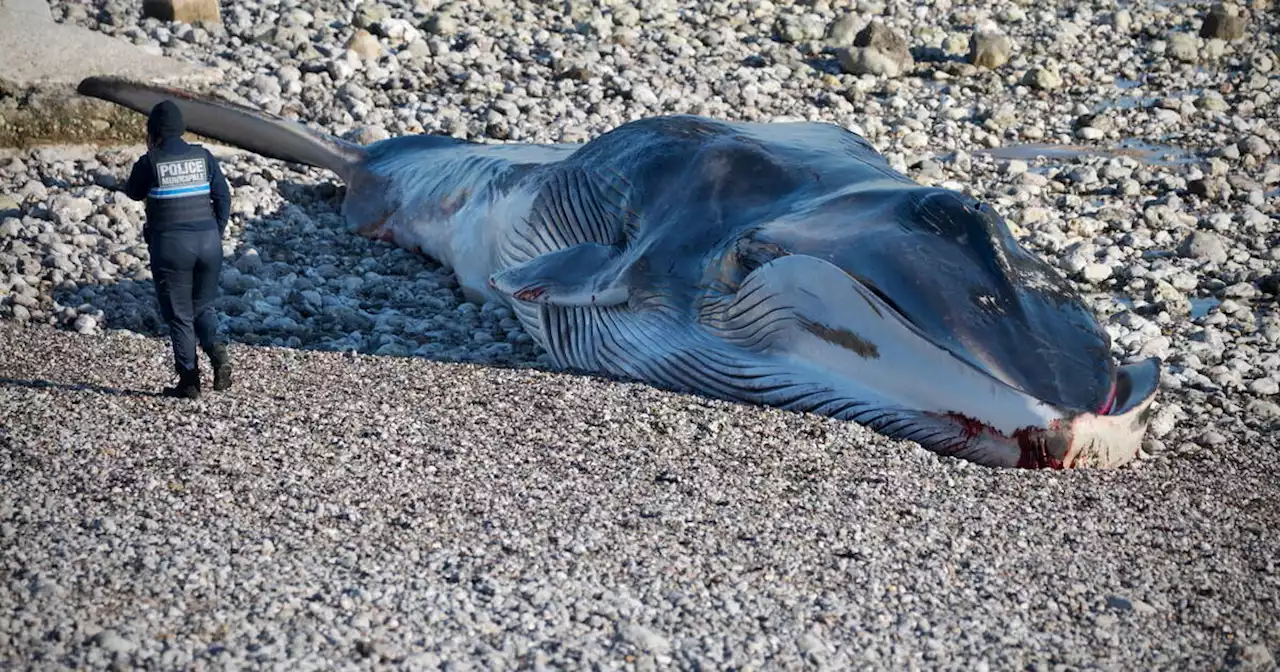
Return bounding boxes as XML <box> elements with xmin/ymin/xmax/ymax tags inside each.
<box><xmin>163</xmin><ymin>367</ymin><xmax>201</xmax><ymax>399</ymax></box>
<box><xmin>207</xmin><ymin>344</ymin><xmax>232</xmax><ymax>391</ymax></box>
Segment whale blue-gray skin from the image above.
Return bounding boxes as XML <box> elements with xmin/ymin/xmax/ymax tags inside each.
<box><xmin>76</xmin><ymin>76</ymin><xmax>1162</xmax><ymax>469</ymax></box>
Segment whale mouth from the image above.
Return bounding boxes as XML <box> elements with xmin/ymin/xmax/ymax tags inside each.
<box><xmin>914</xmin><ymin>357</ymin><xmax>1161</xmax><ymax>469</ymax></box>
<box><xmin>848</xmin><ymin>273</ymin><xmax>1161</xmax><ymax>469</ymax></box>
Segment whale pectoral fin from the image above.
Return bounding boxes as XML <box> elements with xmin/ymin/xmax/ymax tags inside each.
<box><xmin>489</xmin><ymin>242</ymin><xmax>630</xmax><ymax>307</ymax></box>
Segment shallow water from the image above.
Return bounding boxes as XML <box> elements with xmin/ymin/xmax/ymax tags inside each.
<box><xmin>1095</xmin><ymin>94</ymin><xmax>1161</xmax><ymax>112</ymax></box>
<box><xmin>978</xmin><ymin>139</ymin><xmax>1200</xmax><ymax>166</ymax></box>
<box><xmin>1095</xmin><ymin>74</ymin><xmax>1206</xmax><ymax>115</ymax></box>
<box><xmin>1101</xmin><ymin>293</ymin><xmax>1222</xmax><ymax>319</ymax></box>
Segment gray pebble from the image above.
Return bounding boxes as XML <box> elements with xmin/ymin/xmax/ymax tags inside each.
<box><xmin>73</xmin><ymin>314</ymin><xmax>96</xmax><ymax>334</ymax></box>
<box><xmin>93</xmin><ymin>630</ymin><xmax>135</xmax><ymax>654</ymax></box>
<box><xmin>1247</xmin><ymin>378</ymin><xmax>1279</xmax><ymax>396</ymax></box>
<box><xmin>1178</xmin><ymin>231</ymin><xmax>1229</xmax><ymax>265</ymax></box>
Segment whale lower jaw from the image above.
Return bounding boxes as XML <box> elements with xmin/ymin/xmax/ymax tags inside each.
<box><xmin>805</xmin><ymin>356</ymin><xmax>1161</xmax><ymax>470</ymax></box>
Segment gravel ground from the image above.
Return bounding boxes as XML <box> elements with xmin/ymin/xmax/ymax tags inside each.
<box><xmin>2</xmin><ymin>322</ymin><xmax>1278</xmax><ymax>669</ymax></box>
<box><xmin>0</xmin><ymin>0</ymin><xmax>1279</xmax><ymax>668</ymax></box>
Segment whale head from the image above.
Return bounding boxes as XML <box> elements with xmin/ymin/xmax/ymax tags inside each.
<box><xmin>694</xmin><ymin>185</ymin><xmax>1160</xmax><ymax>469</ymax></box>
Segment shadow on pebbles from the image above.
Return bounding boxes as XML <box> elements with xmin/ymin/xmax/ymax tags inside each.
<box><xmin>0</xmin><ymin>322</ymin><xmax>1276</xmax><ymax>670</ymax></box>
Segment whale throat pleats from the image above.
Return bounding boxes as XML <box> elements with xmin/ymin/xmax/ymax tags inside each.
<box><xmin>492</xmin><ymin>166</ymin><xmax>643</xmax><ymax>353</ymax></box>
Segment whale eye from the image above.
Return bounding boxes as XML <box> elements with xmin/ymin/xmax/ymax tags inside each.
<box><xmin>712</xmin><ymin>234</ymin><xmax>791</xmax><ymax>295</ymax></box>
<box><xmin>736</xmin><ymin>238</ymin><xmax>788</xmax><ymax>276</ymax></box>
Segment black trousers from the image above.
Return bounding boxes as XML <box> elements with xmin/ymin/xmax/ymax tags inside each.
<box><xmin>148</xmin><ymin>227</ymin><xmax>223</xmax><ymax>375</ymax></box>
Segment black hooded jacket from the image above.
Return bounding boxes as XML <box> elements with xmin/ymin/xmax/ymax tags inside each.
<box><xmin>123</xmin><ymin>100</ymin><xmax>231</xmax><ymax>236</ymax></box>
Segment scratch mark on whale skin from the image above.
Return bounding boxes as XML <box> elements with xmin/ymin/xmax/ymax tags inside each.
<box><xmin>799</xmin><ymin>319</ymin><xmax>881</xmax><ymax>359</ymax></box>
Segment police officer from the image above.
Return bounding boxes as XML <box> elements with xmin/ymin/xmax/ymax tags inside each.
<box><xmin>123</xmin><ymin>100</ymin><xmax>233</xmax><ymax>399</ymax></box>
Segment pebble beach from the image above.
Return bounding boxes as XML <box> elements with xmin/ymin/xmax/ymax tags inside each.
<box><xmin>1</xmin><ymin>0</ymin><xmax>1278</xmax><ymax>668</ymax></box>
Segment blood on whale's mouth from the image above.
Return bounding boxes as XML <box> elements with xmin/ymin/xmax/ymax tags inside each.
<box><xmin>830</xmin><ymin>273</ymin><xmax>1152</xmax><ymax>469</ymax></box>
<box><xmin>922</xmin><ymin>360</ymin><xmax>1156</xmax><ymax>470</ymax></box>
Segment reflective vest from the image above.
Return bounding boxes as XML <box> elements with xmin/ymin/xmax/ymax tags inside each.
<box><xmin>146</xmin><ymin>142</ymin><xmax>217</xmax><ymax>230</ymax></box>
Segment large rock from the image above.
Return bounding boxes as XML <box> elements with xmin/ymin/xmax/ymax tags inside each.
<box><xmin>0</xmin><ymin>0</ymin><xmax>50</xmax><ymax>19</ymax></box>
<box><xmin>1178</xmin><ymin>231</ymin><xmax>1229</xmax><ymax>265</ymax></box>
<box><xmin>142</xmin><ymin>0</ymin><xmax>221</xmax><ymax>25</ymax></box>
<box><xmin>0</xmin><ymin>0</ymin><xmax>220</xmax><ymax>148</ymax></box>
<box><xmin>1167</xmin><ymin>32</ymin><xmax>1200</xmax><ymax>62</ymax></box>
<box><xmin>774</xmin><ymin>13</ymin><xmax>827</xmax><ymax>44</ymax></box>
<box><xmin>969</xmin><ymin>30</ymin><xmax>1014</xmax><ymax>69</ymax></box>
<box><xmin>1022</xmin><ymin>64</ymin><xmax>1063</xmax><ymax>90</ymax></box>
<box><xmin>853</xmin><ymin>21</ymin><xmax>913</xmax><ymax>65</ymax></box>
<box><xmin>1200</xmin><ymin>3</ymin><xmax>1248</xmax><ymax>41</ymax></box>
<box><xmin>826</xmin><ymin>13</ymin><xmax>860</xmax><ymax>45</ymax></box>
<box><xmin>837</xmin><ymin>47</ymin><xmax>910</xmax><ymax>77</ymax></box>
<box><xmin>836</xmin><ymin>20</ymin><xmax>915</xmax><ymax>77</ymax></box>
<box><xmin>346</xmin><ymin>29</ymin><xmax>382</xmax><ymax>59</ymax></box>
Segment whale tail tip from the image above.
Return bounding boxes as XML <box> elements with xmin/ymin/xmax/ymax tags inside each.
<box><xmin>76</xmin><ymin>75</ymin><xmax>367</xmax><ymax>183</ymax></box>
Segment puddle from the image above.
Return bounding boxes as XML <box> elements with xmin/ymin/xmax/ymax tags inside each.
<box><xmin>1095</xmin><ymin>78</ymin><xmax>1206</xmax><ymax>114</ymax></box>
<box><xmin>1192</xmin><ymin>297</ymin><xmax>1223</xmax><ymax>318</ymax></box>
<box><xmin>1104</xmin><ymin>294</ymin><xmax>1135</xmax><ymax>309</ymax></box>
<box><xmin>977</xmin><ymin>139</ymin><xmax>1200</xmax><ymax>166</ymax></box>
<box><xmin>1120</xmin><ymin>0</ymin><xmax>1203</xmax><ymax>6</ymax></box>
<box><xmin>1095</xmin><ymin>95</ymin><xmax>1160</xmax><ymax>112</ymax></box>
<box><xmin>1098</xmin><ymin>293</ymin><xmax>1221</xmax><ymax>319</ymax></box>
<box><xmin>1095</xmin><ymin>76</ymin><xmax>1151</xmax><ymax>112</ymax></box>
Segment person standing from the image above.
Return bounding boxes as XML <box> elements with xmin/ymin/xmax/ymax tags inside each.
<box><xmin>123</xmin><ymin>100</ymin><xmax>233</xmax><ymax>399</ymax></box>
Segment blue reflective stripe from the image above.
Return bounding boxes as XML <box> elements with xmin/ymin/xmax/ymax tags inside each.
<box><xmin>149</xmin><ymin>184</ymin><xmax>211</xmax><ymax>199</ymax></box>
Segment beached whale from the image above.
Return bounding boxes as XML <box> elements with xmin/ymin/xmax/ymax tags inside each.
<box><xmin>77</xmin><ymin>75</ymin><xmax>1161</xmax><ymax>469</ymax></box>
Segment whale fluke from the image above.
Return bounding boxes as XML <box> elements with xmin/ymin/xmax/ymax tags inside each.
<box><xmin>77</xmin><ymin>75</ymin><xmax>366</xmax><ymax>182</ymax></box>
